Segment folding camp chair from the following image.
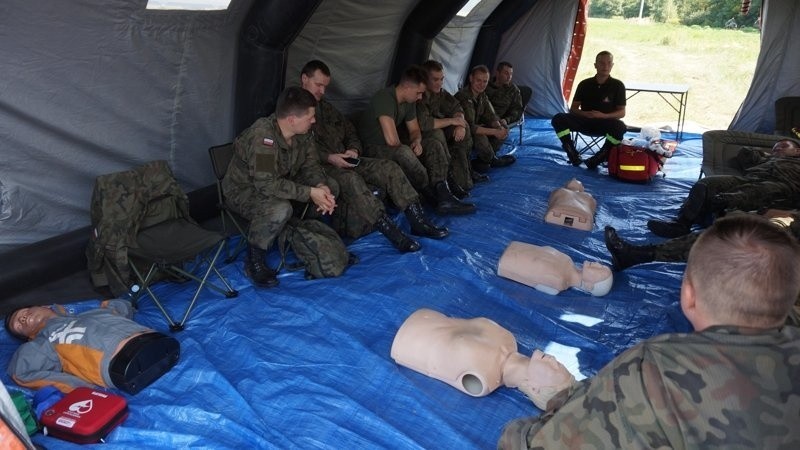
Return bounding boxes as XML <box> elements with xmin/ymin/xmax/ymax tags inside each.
<box><xmin>571</xmin><ymin>130</ymin><xmax>605</xmax><ymax>158</ymax></box>
<box><xmin>87</xmin><ymin>160</ymin><xmax>238</xmax><ymax>331</ymax></box>
<box><xmin>208</xmin><ymin>143</ymin><xmax>249</xmax><ymax>263</ymax></box>
<box><xmin>507</xmin><ymin>85</ymin><xmax>533</xmax><ymax>145</ymax></box>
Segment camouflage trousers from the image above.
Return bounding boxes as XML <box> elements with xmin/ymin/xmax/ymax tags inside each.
<box><xmin>226</xmin><ymin>175</ymin><xmax>339</xmax><ymax>251</ymax></box>
<box><xmin>652</xmin><ymin>232</ymin><xmax>700</xmax><ymax>262</ymax></box>
<box><xmin>472</xmin><ymin>133</ymin><xmax>504</xmax><ymax>164</ymax></box>
<box><xmin>327</xmin><ymin>157</ymin><xmax>419</xmax><ymax>238</ymax></box>
<box><xmin>424</xmin><ymin>128</ymin><xmax>473</xmax><ymax>191</ymax></box>
<box><xmin>363</xmin><ymin>139</ymin><xmax>450</xmax><ymax>191</ymax></box>
<box><xmin>681</xmin><ymin>175</ymin><xmax>796</xmax><ymax>223</ymax></box>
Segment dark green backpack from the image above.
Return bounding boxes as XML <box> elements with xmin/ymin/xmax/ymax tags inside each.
<box><xmin>279</xmin><ymin>218</ymin><xmax>354</xmax><ymax>279</ymax></box>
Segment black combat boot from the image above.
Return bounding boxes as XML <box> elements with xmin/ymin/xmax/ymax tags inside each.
<box><xmin>404</xmin><ymin>202</ymin><xmax>449</xmax><ymax>239</ymax></box>
<box><xmin>375</xmin><ymin>214</ymin><xmax>420</xmax><ymax>253</ymax></box>
<box><xmin>584</xmin><ymin>144</ymin><xmax>611</xmax><ymax>170</ymax></box>
<box><xmin>245</xmin><ymin>245</ymin><xmax>279</xmax><ymax>288</ymax></box>
<box><xmin>471</xmin><ymin>158</ymin><xmax>491</xmax><ymax>174</ymax></box>
<box><xmin>470</xmin><ymin>169</ymin><xmax>490</xmax><ymax>183</ymax></box>
<box><xmin>434</xmin><ymin>181</ymin><xmax>476</xmax><ymax>215</ymax></box>
<box><xmin>490</xmin><ymin>154</ymin><xmax>517</xmax><ymax>168</ymax></box>
<box><xmin>604</xmin><ymin>226</ymin><xmax>656</xmax><ymax>271</ymax></box>
<box><xmin>447</xmin><ymin>171</ymin><xmax>469</xmax><ymax>199</ymax></box>
<box><xmin>561</xmin><ymin>140</ymin><xmax>582</xmax><ymax>166</ymax></box>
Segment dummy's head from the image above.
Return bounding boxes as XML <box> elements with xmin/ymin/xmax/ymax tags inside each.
<box><xmin>771</xmin><ymin>139</ymin><xmax>800</xmax><ymax>157</ymax></box>
<box><xmin>5</xmin><ymin>306</ymin><xmax>57</xmax><ymax>341</ymax></box>
<box><xmin>577</xmin><ymin>262</ymin><xmax>613</xmax><ymax>296</ymax></box>
<box><xmin>564</xmin><ymin>178</ymin><xmax>585</xmax><ymax>192</ymax></box>
<box><xmin>683</xmin><ymin>215</ymin><xmax>800</xmax><ymax>330</ymax></box>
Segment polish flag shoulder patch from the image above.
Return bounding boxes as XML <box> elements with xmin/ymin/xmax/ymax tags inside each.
<box><xmin>263</xmin><ymin>137</ymin><xmax>274</xmax><ymax>146</ymax></box>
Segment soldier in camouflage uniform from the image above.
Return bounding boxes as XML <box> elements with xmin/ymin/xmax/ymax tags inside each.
<box><xmin>417</xmin><ymin>60</ymin><xmax>480</xmax><ymax>198</ymax></box>
<box><xmin>299</xmin><ymin>60</ymin><xmax>448</xmax><ymax>253</ymax></box>
<box><xmin>499</xmin><ymin>214</ymin><xmax>800</xmax><ymax>450</ymax></box>
<box><xmin>455</xmin><ymin>65</ymin><xmax>516</xmax><ymax>175</ymax></box>
<box><xmin>486</xmin><ymin>61</ymin><xmax>524</xmax><ymax>127</ymax></box>
<box><xmin>222</xmin><ymin>87</ymin><xmax>338</xmax><ymax>288</ymax></box>
<box><xmin>648</xmin><ymin>139</ymin><xmax>800</xmax><ymax>238</ymax></box>
<box><xmin>357</xmin><ymin>65</ymin><xmax>475</xmax><ymax>216</ymax></box>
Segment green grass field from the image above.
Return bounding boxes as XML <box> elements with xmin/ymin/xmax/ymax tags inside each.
<box><xmin>574</xmin><ymin>18</ymin><xmax>761</xmax><ymax>132</ymax></box>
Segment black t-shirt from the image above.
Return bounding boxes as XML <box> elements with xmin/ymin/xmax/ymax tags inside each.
<box><xmin>573</xmin><ymin>76</ymin><xmax>626</xmax><ymax>114</ymax></box>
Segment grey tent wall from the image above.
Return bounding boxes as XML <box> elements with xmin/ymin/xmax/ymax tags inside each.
<box><xmin>234</xmin><ymin>0</ymin><xmax>323</xmax><ymax>134</ymax></box>
<box><xmin>468</xmin><ymin>0</ymin><xmax>539</xmax><ymax>75</ymax></box>
<box><xmin>388</xmin><ymin>0</ymin><xmax>470</xmax><ymax>85</ymax></box>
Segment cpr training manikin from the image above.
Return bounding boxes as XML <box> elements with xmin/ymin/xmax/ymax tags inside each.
<box><xmin>391</xmin><ymin>308</ymin><xmax>576</xmax><ymax>410</ymax></box>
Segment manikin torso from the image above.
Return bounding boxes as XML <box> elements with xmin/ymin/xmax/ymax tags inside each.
<box><xmin>498</xmin><ymin>241</ymin><xmax>613</xmax><ymax>296</ymax></box>
<box><xmin>391</xmin><ymin>308</ymin><xmax>576</xmax><ymax>409</ymax></box>
<box><xmin>545</xmin><ymin>178</ymin><xmax>597</xmax><ymax>231</ymax></box>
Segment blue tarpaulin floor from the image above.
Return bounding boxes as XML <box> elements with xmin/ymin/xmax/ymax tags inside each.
<box><xmin>2</xmin><ymin>117</ymin><xmax>701</xmax><ymax>449</ymax></box>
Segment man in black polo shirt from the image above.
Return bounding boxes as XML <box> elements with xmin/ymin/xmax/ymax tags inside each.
<box><xmin>551</xmin><ymin>51</ymin><xmax>627</xmax><ymax>169</ymax></box>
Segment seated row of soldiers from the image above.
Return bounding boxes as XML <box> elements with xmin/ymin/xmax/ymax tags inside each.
<box><xmin>222</xmin><ymin>59</ymin><xmax>526</xmax><ymax>288</ymax></box>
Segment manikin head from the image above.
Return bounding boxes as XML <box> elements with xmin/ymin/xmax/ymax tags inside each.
<box><xmin>577</xmin><ymin>262</ymin><xmax>614</xmax><ymax>296</ymax></box>
<box><xmin>5</xmin><ymin>306</ymin><xmax>57</xmax><ymax>341</ymax></box>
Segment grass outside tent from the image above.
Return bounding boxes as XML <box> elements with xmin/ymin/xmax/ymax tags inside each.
<box><xmin>573</xmin><ymin>17</ymin><xmax>761</xmax><ymax>132</ymax></box>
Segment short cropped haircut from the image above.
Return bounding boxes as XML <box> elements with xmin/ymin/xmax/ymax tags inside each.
<box><xmin>275</xmin><ymin>86</ymin><xmax>317</xmax><ymax>119</ymax></box>
<box><xmin>422</xmin><ymin>60</ymin><xmax>444</xmax><ymax>73</ymax></box>
<box><xmin>596</xmin><ymin>50</ymin><xmax>613</xmax><ymax>61</ymax></box>
<box><xmin>496</xmin><ymin>61</ymin><xmax>513</xmax><ymax>71</ymax></box>
<box><xmin>399</xmin><ymin>65</ymin><xmax>428</xmax><ymax>86</ymax></box>
<box><xmin>301</xmin><ymin>60</ymin><xmax>331</xmax><ymax>78</ymax></box>
<box><xmin>686</xmin><ymin>214</ymin><xmax>800</xmax><ymax>327</ymax></box>
<box><xmin>469</xmin><ymin>65</ymin><xmax>490</xmax><ymax>77</ymax></box>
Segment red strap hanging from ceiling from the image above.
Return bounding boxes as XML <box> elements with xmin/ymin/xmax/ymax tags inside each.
<box><xmin>562</xmin><ymin>0</ymin><xmax>589</xmax><ymax>102</ymax></box>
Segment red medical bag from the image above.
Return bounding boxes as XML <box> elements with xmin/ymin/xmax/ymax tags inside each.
<box><xmin>40</xmin><ymin>387</ymin><xmax>128</xmax><ymax>444</ymax></box>
<box><xmin>607</xmin><ymin>144</ymin><xmax>665</xmax><ymax>182</ymax></box>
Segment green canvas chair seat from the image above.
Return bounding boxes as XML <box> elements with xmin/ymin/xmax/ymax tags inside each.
<box><xmin>87</xmin><ymin>160</ymin><xmax>238</xmax><ymax>331</ymax></box>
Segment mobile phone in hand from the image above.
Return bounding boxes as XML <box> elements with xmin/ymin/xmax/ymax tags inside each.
<box><xmin>343</xmin><ymin>157</ymin><xmax>360</xmax><ymax>166</ymax></box>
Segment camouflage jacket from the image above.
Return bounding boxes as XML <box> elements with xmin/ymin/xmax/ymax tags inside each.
<box><xmin>455</xmin><ymin>87</ymin><xmax>499</xmax><ymax>131</ymax></box>
<box><xmin>86</xmin><ymin>160</ymin><xmax>190</xmax><ymax>294</ymax></box>
<box><xmin>416</xmin><ymin>89</ymin><xmax>465</xmax><ymax>132</ymax></box>
<box><xmin>499</xmin><ymin>325</ymin><xmax>800</xmax><ymax>450</ymax></box>
<box><xmin>486</xmin><ymin>82</ymin><xmax>523</xmax><ymax>124</ymax></box>
<box><xmin>312</xmin><ymin>99</ymin><xmax>362</xmax><ymax>160</ymax></box>
<box><xmin>222</xmin><ymin>115</ymin><xmax>325</xmax><ymax>204</ymax></box>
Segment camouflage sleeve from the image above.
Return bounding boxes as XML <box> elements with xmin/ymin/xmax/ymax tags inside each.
<box><xmin>737</xmin><ymin>146</ymin><xmax>770</xmax><ymax>170</ymax></box>
<box><xmin>340</xmin><ymin>114</ymin><xmax>363</xmax><ymax>155</ymax></box>
<box><xmin>498</xmin><ymin>344</ymin><xmax>660</xmax><ymax>450</ymax></box>
<box><xmin>416</xmin><ymin>101</ymin><xmax>435</xmax><ymax>132</ymax></box>
<box><xmin>241</xmin><ymin>128</ymin><xmax>312</xmax><ymax>202</ymax></box>
<box><xmin>478</xmin><ymin>94</ymin><xmax>500</xmax><ymax>126</ymax></box>
<box><xmin>441</xmin><ymin>90</ymin><xmax>464</xmax><ymax>117</ymax></box>
<box><xmin>455</xmin><ymin>91</ymin><xmax>478</xmax><ymax>130</ymax></box>
<box><xmin>298</xmin><ymin>137</ymin><xmax>327</xmax><ymax>188</ymax></box>
<box><xmin>504</xmin><ymin>85</ymin><xmax>523</xmax><ymax>123</ymax></box>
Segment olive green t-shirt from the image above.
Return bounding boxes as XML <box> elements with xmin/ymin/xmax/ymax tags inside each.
<box><xmin>357</xmin><ymin>86</ymin><xmax>417</xmax><ymax>147</ymax></box>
